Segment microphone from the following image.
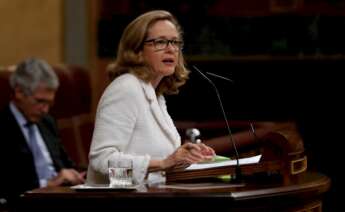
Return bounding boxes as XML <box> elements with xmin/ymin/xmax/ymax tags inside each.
<box><xmin>185</xmin><ymin>128</ymin><xmax>201</xmax><ymax>144</ymax></box>
<box><xmin>205</xmin><ymin>71</ymin><xmax>259</xmax><ymax>141</ymax></box>
<box><xmin>205</xmin><ymin>72</ymin><xmax>234</xmax><ymax>83</ymax></box>
<box><xmin>206</xmin><ymin>72</ymin><xmax>259</xmax><ymax>143</ymax></box>
<box><xmin>192</xmin><ymin>65</ymin><xmax>242</xmax><ymax>182</ymax></box>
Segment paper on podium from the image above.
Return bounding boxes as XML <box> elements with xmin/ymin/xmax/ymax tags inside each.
<box><xmin>166</xmin><ymin>154</ymin><xmax>263</xmax><ymax>182</ymax></box>
<box><xmin>186</xmin><ymin>155</ymin><xmax>262</xmax><ymax>171</ymax></box>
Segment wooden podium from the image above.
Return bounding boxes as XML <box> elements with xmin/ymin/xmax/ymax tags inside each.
<box><xmin>18</xmin><ymin>121</ymin><xmax>330</xmax><ymax>211</ymax></box>
<box><xmin>167</xmin><ymin>122</ymin><xmax>307</xmax><ymax>183</ymax></box>
<box><xmin>19</xmin><ymin>172</ymin><xmax>330</xmax><ymax>211</ymax></box>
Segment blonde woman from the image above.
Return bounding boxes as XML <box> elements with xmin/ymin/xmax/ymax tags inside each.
<box><xmin>87</xmin><ymin>10</ymin><xmax>214</xmax><ymax>185</ymax></box>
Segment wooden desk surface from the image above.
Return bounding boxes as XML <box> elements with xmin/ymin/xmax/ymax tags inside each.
<box><xmin>19</xmin><ymin>172</ymin><xmax>330</xmax><ymax>211</ymax></box>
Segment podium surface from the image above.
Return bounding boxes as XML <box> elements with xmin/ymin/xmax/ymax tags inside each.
<box><xmin>19</xmin><ymin>172</ymin><xmax>330</xmax><ymax>211</ymax></box>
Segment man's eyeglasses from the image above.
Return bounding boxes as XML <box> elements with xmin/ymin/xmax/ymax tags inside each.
<box><xmin>144</xmin><ymin>38</ymin><xmax>183</xmax><ymax>51</ymax></box>
<box><xmin>29</xmin><ymin>96</ymin><xmax>54</xmax><ymax>107</ymax></box>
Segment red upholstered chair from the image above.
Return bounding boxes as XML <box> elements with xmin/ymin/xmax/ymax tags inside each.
<box><xmin>51</xmin><ymin>65</ymin><xmax>93</xmax><ymax>168</ymax></box>
<box><xmin>0</xmin><ymin>69</ymin><xmax>12</xmax><ymax>110</ymax></box>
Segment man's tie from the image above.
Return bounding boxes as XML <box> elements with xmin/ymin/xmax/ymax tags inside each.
<box><xmin>26</xmin><ymin>123</ymin><xmax>55</xmax><ymax>180</ymax></box>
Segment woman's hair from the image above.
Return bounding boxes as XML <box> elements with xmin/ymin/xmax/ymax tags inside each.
<box><xmin>9</xmin><ymin>58</ymin><xmax>59</xmax><ymax>95</ymax></box>
<box><xmin>108</xmin><ymin>10</ymin><xmax>189</xmax><ymax>95</ymax></box>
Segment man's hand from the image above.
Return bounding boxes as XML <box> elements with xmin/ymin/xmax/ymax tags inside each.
<box><xmin>47</xmin><ymin>168</ymin><xmax>85</xmax><ymax>187</ymax></box>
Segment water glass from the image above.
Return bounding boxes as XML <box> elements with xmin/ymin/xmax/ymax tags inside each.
<box><xmin>108</xmin><ymin>157</ymin><xmax>133</xmax><ymax>187</ymax></box>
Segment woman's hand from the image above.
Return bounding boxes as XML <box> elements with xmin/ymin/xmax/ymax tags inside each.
<box><xmin>198</xmin><ymin>143</ymin><xmax>216</xmax><ymax>161</ymax></box>
<box><xmin>161</xmin><ymin>142</ymin><xmax>215</xmax><ymax>170</ymax></box>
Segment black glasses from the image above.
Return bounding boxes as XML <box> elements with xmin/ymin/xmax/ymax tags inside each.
<box><xmin>29</xmin><ymin>95</ymin><xmax>54</xmax><ymax>107</ymax></box>
<box><xmin>144</xmin><ymin>38</ymin><xmax>183</xmax><ymax>50</ymax></box>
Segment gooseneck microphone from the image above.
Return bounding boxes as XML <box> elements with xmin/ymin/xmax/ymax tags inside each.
<box><xmin>192</xmin><ymin>65</ymin><xmax>242</xmax><ymax>182</ymax></box>
<box><xmin>205</xmin><ymin>72</ymin><xmax>258</xmax><ymax>141</ymax></box>
<box><xmin>205</xmin><ymin>72</ymin><xmax>234</xmax><ymax>83</ymax></box>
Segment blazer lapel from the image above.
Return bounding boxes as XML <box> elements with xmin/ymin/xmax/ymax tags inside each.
<box><xmin>37</xmin><ymin>119</ymin><xmax>65</xmax><ymax>170</ymax></box>
<box><xmin>140</xmin><ymin>81</ymin><xmax>181</xmax><ymax>148</ymax></box>
<box><xmin>6</xmin><ymin>106</ymin><xmax>33</xmax><ymax>155</ymax></box>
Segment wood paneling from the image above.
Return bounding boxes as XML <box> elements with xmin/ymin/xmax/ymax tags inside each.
<box><xmin>0</xmin><ymin>0</ymin><xmax>63</xmax><ymax>66</ymax></box>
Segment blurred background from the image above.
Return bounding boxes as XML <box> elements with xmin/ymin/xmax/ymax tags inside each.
<box><xmin>1</xmin><ymin>0</ymin><xmax>344</xmax><ymax>121</ymax></box>
<box><xmin>0</xmin><ymin>0</ymin><xmax>344</xmax><ymax>210</ymax></box>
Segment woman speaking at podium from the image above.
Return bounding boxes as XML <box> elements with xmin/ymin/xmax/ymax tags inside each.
<box><xmin>86</xmin><ymin>10</ymin><xmax>214</xmax><ymax>185</ymax></box>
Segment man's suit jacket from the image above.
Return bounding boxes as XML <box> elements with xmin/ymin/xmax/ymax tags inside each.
<box><xmin>0</xmin><ymin>105</ymin><xmax>74</xmax><ymax>205</ymax></box>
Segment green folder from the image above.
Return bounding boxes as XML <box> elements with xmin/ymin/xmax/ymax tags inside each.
<box><xmin>214</xmin><ymin>155</ymin><xmax>232</xmax><ymax>182</ymax></box>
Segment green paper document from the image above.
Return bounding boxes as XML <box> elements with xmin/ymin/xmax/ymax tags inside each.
<box><xmin>213</xmin><ymin>155</ymin><xmax>232</xmax><ymax>182</ymax></box>
<box><xmin>197</xmin><ymin>155</ymin><xmax>232</xmax><ymax>181</ymax></box>
<box><xmin>189</xmin><ymin>154</ymin><xmax>262</xmax><ymax>182</ymax></box>
<box><xmin>213</xmin><ymin>155</ymin><xmax>231</xmax><ymax>162</ymax></box>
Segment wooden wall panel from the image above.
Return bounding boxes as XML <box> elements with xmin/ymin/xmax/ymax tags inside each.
<box><xmin>0</xmin><ymin>0</ymin><xmax>63</xmax><ymax>66</ymax></box>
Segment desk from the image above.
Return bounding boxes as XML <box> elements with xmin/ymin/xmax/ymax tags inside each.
<box><xmin>19</xmin><ymin>172</ymin><xmax>330</xmax><ymax>212</ymax></box>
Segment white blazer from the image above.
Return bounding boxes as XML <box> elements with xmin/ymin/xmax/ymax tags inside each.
<box><xmin>86</xmin><ymin>74</ymin><xmax>181</xmax><ymax>185</ymax></box>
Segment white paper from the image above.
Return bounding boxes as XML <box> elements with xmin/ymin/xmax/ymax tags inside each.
<box><xmin>158</xmin><ymin>183</ymin><xmax>245</xmax><ymax>190</ymax></box>
<box><xmin>186</xmin><ymin>154</ymin><xmax>262</xmax><ymax>171</ymax></box>
<box><xmin>70</xmin><ymin>184</ymin><xmax>138</xmax><ymax>190</ymax></box>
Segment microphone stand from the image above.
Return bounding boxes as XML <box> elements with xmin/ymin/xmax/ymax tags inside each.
<box><xmin>193</xmin><ymin>65</ymin><xmax>242</xmax><ymax>182</ymax></box>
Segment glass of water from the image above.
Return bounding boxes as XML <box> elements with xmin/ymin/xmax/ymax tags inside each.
<box><xmin>108</xmin><ymin>156</ymin><xmax>133</xmax><ymax>187</ymax></box>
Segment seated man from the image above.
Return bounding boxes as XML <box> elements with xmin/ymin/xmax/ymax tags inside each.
<box><xmin>0</xmin><ymin>58</ymin><xmax>85</xmax><ymax>209</ymax></box>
